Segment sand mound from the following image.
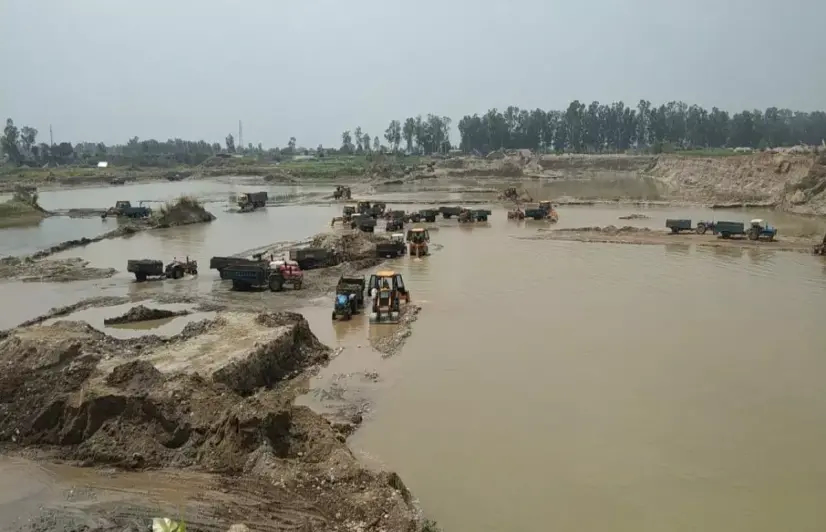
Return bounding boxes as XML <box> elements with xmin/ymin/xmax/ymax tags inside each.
<box><xmin>103</xmin><ymin>305</ymin><xmax>190</xmax><ymax>325</ymax></box>
<box><xmin>155</xmin><ymin>196</ymin><xmax>216</xmax><ymax>227</ymax></box>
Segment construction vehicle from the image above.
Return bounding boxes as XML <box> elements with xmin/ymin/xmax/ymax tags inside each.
<box><xmin>223</xmin><ymin>258</ymin><xmax>303</xmax><ymax>291</ymax></box>
<box><xmin>332</xmin><ymin>275</ymin><xmax>366</xmax><ymax>320</ymax></box>
<box><xmin>102</xmin><ymin>201</ymin><xmax>152</xmax><ymax>219</ymax></box>
<box><xmin>472</xmin><ymin>209</ymin><xmax>492</xmax><ymax>222</ymax></box>
<box><xmin>289</xmin><ymin>248</ymin><xmax>341</xmax><ymax>270</ymax></box>
<box><xmin>458</xmin><ymin>209</ymin><xmax>473</xmax><ymax>223</ymax></box>
<box><xmin>747</xmin><ymin>219</ymin><xmax>777</xmax><ymax>241</ymax></box>
<box><xmin>127</xmin><ymin>257</ymin><xmax>198</xmax><ymax>282</ymax></box>
<box><xmin>368</xmin><ymin>270</ymin><xmax>410</xmax><ymax>324</ymax></box>
<box><xmin>406</xmin><ymin>227</ymin><xmax>430</xmax><ymax>257</ymax></box>
<box><xmin>376</xmin><ymin>233</ymin><xmax>407</xmax><ymax>258</ymax></box>
<box><xmin>507</xmin><ymin>208</ymin><xmax>525</xmax><ymax>220</ymax></box>
<box><xmin>238</xmin><ymin>191</ymin><xmax>268</xmax><ymax>212</ymax></box>
<box><xmin>357</xmin><ymin>201</ymin><xmax>372</xmax><ymax>215</ymax></box>
<box><xmin>350</xmin><ymin>214</ymin><xmax>377</xmax><ymax>232</ymax></box>
<box><xmin>333</xmin><ymin>186</ymin><xmax>352</xmax><ymax>200</ymax></box>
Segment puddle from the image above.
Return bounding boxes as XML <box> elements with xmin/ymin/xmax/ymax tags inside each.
<box><xmin>43</xmin><ymin>302</ymin><xmax>216</xmax><ymax>339</ymax></box>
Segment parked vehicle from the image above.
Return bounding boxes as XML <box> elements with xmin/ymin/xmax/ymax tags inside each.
<box><xmin>376</xmin><ymin>233</ymin><xmax>407</xmax><ymax>258</ymax></box>
<box><xmin>223</xmin><ymin>259</ymin><xmax>303</xmax><ymax>291</ymax></box>
<box><xmin>289</xmin><ymin>248</ymin><xmax>340</xmax><ymax>270</ymax></box>
<box><xmin>357</xmin><ymin>201</ymin><xmax>372</xmax><ymax>215</ymax></box>
<box><xmin>524</xmin><ymin>201</ymin><xmax>558</xmax><ymax>221</ymax></box>
<box><xmin>102</xmin><ymin>201</ymin><xmax>151</xmax><ymax>219</ymax></box>
<box><xmin>368</xmin><ymin>270</ymin><xmax>410</xmax><ymax>323</ymax></box>
<box><xmin>127</xmin><ymin>257</ymin><xmax>198</xmax><ymax>281</ymax></box>
<box><xmin>472</xmin><ymin>209</ymin><xmax>492</xmax><ymax>222</ymax></box>
<box><xmin>713</xmin><ymin>221</ymin><xmax>746</xmax><ymax>238</ymax></box>
<box><xmin>127</xmin><ymin>259</ymin><xmax>164</xmax><ymax>282</ymax></box>
<box><xmin>370</xmin><ymin>202</ymin><xmax>387</xmax><ymax>218</ymax></box>
<box><xmin>666</xmin><ymin>219</ymin><xmax>692</xmax><ymax>234</ymax></box>
<box><xmin>332</xmin><ymin>275</ymin><xmax>366</xmax><ymax>320</ymax></box>
<box><xmin>419</xmin><ymin>209</ymin><xmax>438</xmax><ymax>222</ymax></box>
<box><xmin>333</xmin><ymin>186</ymin><xmax>352</xmax><ymax>200</ymax></box>
<box><xmin>438</xmin><ymin>206</ymin><xmax>463</xmax><ymax>219</ymax></box>
<box><xmin>350</xmin><ymin>214</ymin><xmax>377</xmax><ymax>232</ymax></box>
<box><xmin>164</xmin><ymin>257</ymin><xmax>198</xmax><ymax>279</ymax></box>
<box><xmin>747</xmin><ymin>219</ymin><xmax>777</xmax><ymax>241</ymax></box>
<box><xmin>209</xmin><ymin>256</ymin><xmax>266</xmax><ymax>279</ymax></box>
<box><xmin>386</xmin><ymin>217</ymin><xmax>404</xmax><ymax>232</ymax></box>
<box><xmin>238</xmin><ymin>191</ymin><xmax>268</xmax><ymax>212</ymax></box>
<box><xmin>407</xmin><ymin>227</ymin><xmax>430</xmax><ymax>257</ymax></box>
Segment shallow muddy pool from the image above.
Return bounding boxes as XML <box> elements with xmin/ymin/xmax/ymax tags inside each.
<box><xmin>4</xmin><ymin>197</ymin><xmax>826</xmax><ymax>531</ymax></box>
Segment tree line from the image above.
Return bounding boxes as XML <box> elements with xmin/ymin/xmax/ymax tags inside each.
<box><xmin>455</xmin><ymin>101</ymin><xmax>826</xmax><ymax>154</ymax></box>
<box><xmin>3</xmin><ymin>101</ymin><xmax>825</xmax><ymax>169</ymax></box>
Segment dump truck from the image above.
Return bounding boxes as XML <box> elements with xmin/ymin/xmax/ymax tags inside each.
<box><xmin>238</xmin><ymin>191</ymin><xmax>268</xmax><ymax>212</ymax></box>
<box><xmin>376</xmin><ymin>233</ymin><xmax>407</xmax><ymax>258</ymax></box>
<box><xmin>713</xmin><ymin>221</ymin><xmax>746</xmax><ymax>238</ymax></box>
<box><xmin>438</xmin><ymin>206</ymin><xmax>463</xmax><ymax>219</ymax></box>
<box><xmin>223</xmin><ymin>259</ymin><xmax>303</xmax><ymax>291</ymax></box>
<box><xmin>332</xmin><ymin>275</ymin><xmax>366</xmax><ymax>320</ymax></box>
<box><xmin>127</xmin><ymin>257</ymin><xmax>198</xmax><ymax>281</ymax></box>
<box><xmin>289</xmin><ymin>247</ymin><xmax>340</xmax><ymax>270</ymax></box>
<box><xmin>524</xmin><ymin>201</ymin><xmax>557</xmax><ymax>221</ymax></box>
<box><xmin>209</xmin><ymin>256</ymin><xmax>267</xmax><ymax>279</ymax></box>
<box><xmin>350</xmin><ymin>214</ymin><xmax>377</xmax><ymax>232</ymax></box>
<box><xmin>102</xmin><ymin>201</ymin><xmax>152</xmax><ymax>219</ymax></box>
<box><xmin>419</xmin><ymin>209</ymin><xmax>438</xmax><ymax>222</ymax></box>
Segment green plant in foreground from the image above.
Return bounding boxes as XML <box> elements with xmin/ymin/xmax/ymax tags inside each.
<box><xmin>422</xmin><ymin>519</ymin><xmax>442</xmax><ymax>532</ymax></box>
<box><xmin>153</xmin><ymin>517</ymin><xmax>186</xmax><ymax>532</ymax></box>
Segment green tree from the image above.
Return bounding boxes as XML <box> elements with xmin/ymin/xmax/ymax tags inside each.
<box><xmin>402</xmin><ymin>118</ymin><xmax>416</xmax><ymax>153</ymax></box>
<box><xmin>1</xmin><ymin>118</ymin><xmax>22</xmax><ymax>165</ymax></box>
<box><xmin>340</xmin><ymin>130</ymin><xmax>353</xmax><ymax>153</ymax></box>
<box><xmin>354</xmin><ymin>126</ymin><xmax>363</xmax><ymax>152</ymax></box>
<box><xmin>225</xmin><ymin>133</ymin><xmax>235</xmax><ymax>153</ymax></box>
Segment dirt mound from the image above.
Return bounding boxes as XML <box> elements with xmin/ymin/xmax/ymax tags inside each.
<box><xmin>0</xmin><ymin>256</ymin><xmax>116</xmax><ymax>282</ymax></box>
<box><xmin>155</xmin><ymin>196</ymin><xmax>216</xmax><ymax>227</ymax></box>
<box><xmin>618</xmin><ymin>213</ymin><xmax>650</xmax><ymax>220</ymax></box>
<box><xmin>555</xmin><ymin>225</ymin><xmax>652</xmax><ymax>234</ymax></box>
<box><xmin>782</xmin><ymin>153</ymin><xmax>826</xmax><ymax>214</ymax></box>
<box><xmin>0</xmin><ymin>311</ymin><xmax>419</xmax><ymax>530</ymax></box>
<box><xmin>311</xmin><ymin>231</ymin><xmax>377</xmax><ymax>261</ymax></box>
<box><xmin>103</xmin><ymin>305</ymin><xmax>190</xmax><ymax>325</ymax></box>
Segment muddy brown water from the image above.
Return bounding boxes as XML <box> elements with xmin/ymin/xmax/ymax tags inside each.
<box><xmin>3</xmin><ymin>190</ymin><xmax>826</xmax><ymax>531</ymax></box>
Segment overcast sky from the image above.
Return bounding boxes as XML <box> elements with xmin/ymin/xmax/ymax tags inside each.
<box><xmin>2</xmin><ymin>0</ymin><xmax>824</xmax><ymax>148</ymax></box>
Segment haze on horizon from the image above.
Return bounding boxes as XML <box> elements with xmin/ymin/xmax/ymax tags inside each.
<box><xmin>2</xmin><ymin>0</ymin><xmax>824</xmax><ymax>149</ymax></box>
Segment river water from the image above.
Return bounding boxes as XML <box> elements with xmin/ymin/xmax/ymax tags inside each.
<box><xmin>3</xmin><ymin>182</ymin><xmax>826</xmax><ymax>531</ymax></box>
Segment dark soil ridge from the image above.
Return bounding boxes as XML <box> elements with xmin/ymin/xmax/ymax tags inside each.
<box><xmin>0</xmin><ymin>311</ymin><xmax>420</xmax><ymax>530</ymax></box>
<box><xmin>103</xmin><ymin>305</ymin><xmax>190</xmax><ymax>325</ymax></box>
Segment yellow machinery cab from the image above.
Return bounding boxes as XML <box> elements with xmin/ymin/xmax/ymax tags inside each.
<box><xmin>406</xmin><ymin>228</ymin><xmax>430</xmax><ymax>257</ymax></box>
<box><xmin>368</xmin><ymin>270</ymin><xmax>410</xmax><ymax>323</ymax></box>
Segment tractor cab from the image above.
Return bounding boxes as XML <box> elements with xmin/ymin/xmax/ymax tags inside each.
<box><xmin>357</xmin><ymin>201</ymin><xmax>371</xmax><ymax>215</ymax></box>
<box><xmin>406</xmin><ymin>228</ymin><xmax>430</xmax><ymax>243</ymax></box>
<box><xmin>368</xmin><ymin>270</ymin><xmax>410</xmax><ymax>323</ymax></box>
<box><xmin>343</xmin><ymin>205</ymin><xmax>356</xmax><ymax>216</ymax></box>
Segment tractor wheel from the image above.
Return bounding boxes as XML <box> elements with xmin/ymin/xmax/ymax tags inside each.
<box><xmin>748</xmin><ymin>228</ymin><xmax>760</xmax><ymax>241</ymax></box>
<box><xmin>269</xmin><ymin>276</ymin><xmax>284</xmax><ymax>292</ymax></box>
<box><xmin>332</xmin><ymin>311</ymin><xmax>337</xmax><ymax>320</ymax></box>
<box><xmin>670</xmin><ymin>227</ymin><xmax>679</xmax><ymax>234</ymax></box>
<box><xmin>294</xmin><ymin>280</ymin><xmax>303</xmax><ymax>290</ymax></box>
<box><xmin>696</xmin><ymin>223</ymin><xmax>707</xmax><ymax>235</ymax></box>
<box><xmin>135</xmin><ymin>273</ymin><xmax>147</xmax><ymax>282</ymax></box>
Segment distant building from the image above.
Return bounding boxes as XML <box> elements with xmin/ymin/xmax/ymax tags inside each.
<box><xmin>97</xmin><ymin>161</ymin><xmax>109</xmax><ymax>168</ymax></box>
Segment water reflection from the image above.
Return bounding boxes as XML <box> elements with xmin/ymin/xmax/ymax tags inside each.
<box><xmin>664</xmin><ymin>243</ymin><xmax>691</xmax><ymax>256</ymax></box>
